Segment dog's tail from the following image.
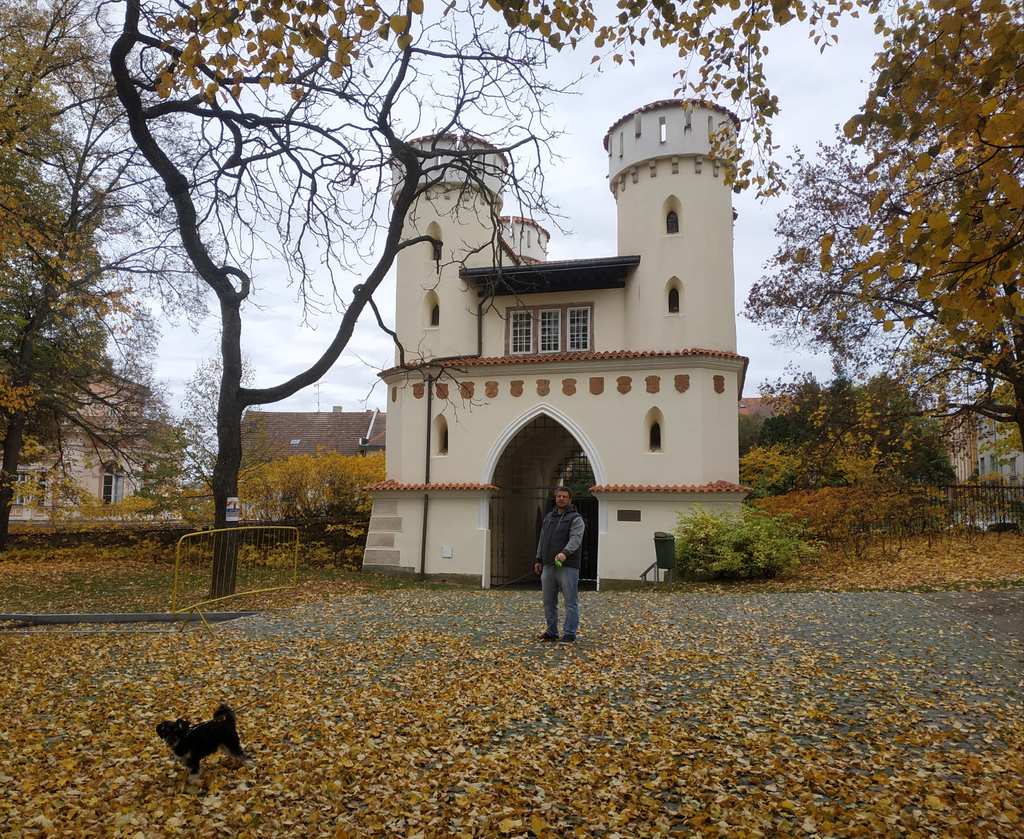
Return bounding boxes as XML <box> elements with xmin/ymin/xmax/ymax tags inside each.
<box><xmin>213</xmin><ymin>703</ymin><xmax>236</xmax><ymax>727</ymax></box>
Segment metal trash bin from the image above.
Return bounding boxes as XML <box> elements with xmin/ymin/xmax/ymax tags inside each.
<box><xmin>653</xmin><ymin>532</ymin><xmax>675</xmax><ymax>572</ymax></box>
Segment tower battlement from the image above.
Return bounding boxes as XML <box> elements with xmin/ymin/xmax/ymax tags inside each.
<box><xmin>604</xmin><ymin>99</ymin><xmax>738</xmax><ymax>192</ymax></box>
<box><xmin>500</xmin><ymin>215</ymin><xmax>550</xmax><ymax>263</ymax></box>
<box><xmin>395</xmin><ymin>132</ymin><xmax>509</xmax><ymax>200</ymax></box>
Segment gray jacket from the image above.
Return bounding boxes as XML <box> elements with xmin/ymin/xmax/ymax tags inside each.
<box><xmin>535</xmin><ymin>505</ymin><xmax>585</xmax><ymax>569</ymax></box>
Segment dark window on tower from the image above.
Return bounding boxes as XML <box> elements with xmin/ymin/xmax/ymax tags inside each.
<box><xmin>431</xmin><ymin>239</ymin><xmax>443</xmax><ymax>261</ymax></box>
<box><xmin>666</xmin><ymin>211</ymin><xmax>679</xmax><ymax>235</ymax></box>
<box><xmin>430</xmin><ymin>304</ymin><xmax>440</xmax><ymax>326</ymax></box>
<box><xmin>436</xmin><ymin>415</ymin><xmax>449</xmax><ymax>455</ymax></box>
<box><xmin>668</xmin><ymin>287</ymin><xmax>680</xmax><ymax>313</ymax></box>
<box><xmin>649</xmin><ymin>422</ymin><xmax>662</xmax><ymax>451</ymax></box>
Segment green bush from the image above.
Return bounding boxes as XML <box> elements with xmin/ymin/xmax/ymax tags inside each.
<box><xmin>674</xmin><ymin>507</ymin><xmax>817</xmax><ymax>580</ymax></box>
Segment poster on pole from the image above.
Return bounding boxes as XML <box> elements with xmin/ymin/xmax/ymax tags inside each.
<box><xmin>226</xmin><ymin>497</ymin><xmax>241</xmax><ymax>523</ymax></box>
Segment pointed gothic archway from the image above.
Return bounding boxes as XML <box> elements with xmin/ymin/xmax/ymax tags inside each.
<box><xmin>487</xmin><ymin>414</ymin><xmax>600</xmax><ymax>588</ymax></box>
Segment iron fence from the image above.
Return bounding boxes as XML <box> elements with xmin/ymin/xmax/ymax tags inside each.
<box><xmin>940</xmin><ymin>484</ymin><xmax>1024</xmax><ymax>531</ymax></box>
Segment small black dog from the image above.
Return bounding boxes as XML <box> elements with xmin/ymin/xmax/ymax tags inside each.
<box><xmin>156</xmin><ymin>703</ymin><xmax>252</xmax><ymax>782</ymax></box>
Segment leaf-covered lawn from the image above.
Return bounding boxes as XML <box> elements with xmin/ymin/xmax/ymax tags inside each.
<box><xmin>1</xmin><ymin>533</ymin><xmax>1021</xmax><ymax>616</ymax></box>
<box><xmin>776</xmin><ymin>532</ymin><xmax>1024</xmax><ymax>591</ymax></box>
<box><xmin>1</xmin><ymin>589</ymin><xmax>1021</xmax><ymax>836</ymax></box>
<box><xmin>0</xmin><ymin>551</ymin><xmax>472</xmax><ymax>615</ymax></box>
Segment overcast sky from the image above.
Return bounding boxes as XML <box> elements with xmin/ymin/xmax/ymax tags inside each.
<box><xmin>152</xmin><ymin>12</ymin><xmax>882</xmax><ymax>416</ymax></box>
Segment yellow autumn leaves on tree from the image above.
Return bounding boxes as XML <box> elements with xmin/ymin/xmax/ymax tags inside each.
<box><xmin>844</xmin><ymin>0</ymin><xmax>1023</xmax><ymax>344</ymax></box>
<box><xmin>239</xmin><ymin>450</ymin><xmax>384</xmax><ymax>521</ymax></box>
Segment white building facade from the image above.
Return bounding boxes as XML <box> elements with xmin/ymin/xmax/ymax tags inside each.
<box><xmin>363</xmin><ymin>100</ymin><xmax>749</xmax><ymax>586</ymax></box>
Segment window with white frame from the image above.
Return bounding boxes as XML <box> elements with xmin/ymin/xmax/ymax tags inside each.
<box><xmin>14</xmin><ymin>471</ymin><xmax>46</xmax><ymax>507</ymax></box>
<box><xmin>103</xmin><ymin>471</ymin><xmax>125</xmax><ymax>504</ymax></box>
<box><xmin>567</xmin><ymin>307</ymin><xmax>591</xmax><ymax>351</ymax></box>
<box><xmin>507</xmin><ymin>304</ymin><xmax>593</xmax><ymax>355</ymax></box>
<box><xmin>510</xmin><ymin>310</ymin><xmax>533</xmax><ymax>354</ymax></box>
<box><xmin>14</xmin><ymin>473</ymin><xmax>32</xmax><ymax>506</ymax></box>
<box><xmin>539</xmin><ymin>309</ymin><xmax>561</xmax><ymax>353</ymax></box>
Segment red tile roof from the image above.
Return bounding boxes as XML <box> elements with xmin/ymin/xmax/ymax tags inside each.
<box><xmin>590</xmin><ymin>481</ymin><xmax>749</xmax><ymax>494</ymax></box>
<box><xmin>738</xmin><ymin>396</ymin><xmax>776</xmax><ymax>418</ymax></box>
<box><xmin>367</xmin><ymin>480</ymin><xmax>499</xmax><ymax>492</ymax></box>
<box><xmin>603</xmin><ymin>98</ymin><xmax>742</xmax><ymax>149</ymax></box>
<box><xmin>381</xmin><ymin>348</ymin><xmax>746</xmax><ymax>377</ymax></box>
<box><xmin>242</xmin><ymin>409</ymin><xmax>385</xmax><ymax>459</ymax></box>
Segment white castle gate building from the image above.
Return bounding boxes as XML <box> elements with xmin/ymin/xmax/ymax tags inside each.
<box><xmin>362</xmin><ymin>100</ymin><xmax>749</xmax><ymax>586</ymax></box>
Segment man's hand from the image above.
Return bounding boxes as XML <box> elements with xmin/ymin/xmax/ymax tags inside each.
<box><xmin>555</xmin><ymin>552</ymin><xmax>566</xmax><ymax>565</ymax></box>
<box><xmin>533</xmin><ymin>562</ymin><xmax>542</xmax><ymax>575</ymax></box>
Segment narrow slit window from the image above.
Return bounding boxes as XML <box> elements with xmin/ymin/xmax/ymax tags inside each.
<box><xmin>668</xmin><ymin>287</ymin><xmax>680</xmax><ymax>313</ymax></box>
<box><xmin>649</xmin><ymin>423</ymin><xmax>662</xmax><ymax>451</ymax></box>
<box><xmin>659</xmin><ymin>116</ymin><xmax>667</xmax><ymax>143</ymax></box>
<box><xmin>634</xmin><ymin>114</ymin><xmax>642</xmax><ymax>137</ymax></box>
<box><xmin>567</xmin><ymin>307</ymin><xmax>591</xmax><ymax>352</ymax></box>
<box><xmin>431</xmin><ymin>239</ymin><xmax>442</xmax><ymax>261</ymax></box>
<box><xmin>666</xmin><ymin>210</ymin><xmax>679</xmax><ymax>235</ymax></box>
<box><xmin>707</xmin><ymin>115</ymin><xmax>714</xmax><ymax>139</ymax></box>
<box><xmin>430</xmin><ymin>304</ymin><xmax>440</xmax><ymax>327</ymax></box>
<box><xmin>539</xmin><ymin>309</ymin><xmax>561</xmax><ymax>353</ymax></box>
<box><xmin>684</xmin><ymin>110</ymin><xmax>692</xmax><ymax>134</ymax></box>
<box><xmin>618</xmin><ymin>131</ymin><xmax>623</xmax><ymax>158</ymax></box>
<box><xmin>436</xmin><ymin>416</ymin><xmax>449</xmax><ymax>455</ymax></box>
<box><xmin>510</xmin><ymin>310</ymin><xmax>533</xmax><ymax>354</ymax></box>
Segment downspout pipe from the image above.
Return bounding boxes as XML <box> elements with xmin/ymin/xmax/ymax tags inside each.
<box><xmin>419</xmin><ymin>372</ymin><xmax>432</xmax><ymax>579</ymax></box>
<box><xmin>418</xmin><ymin>296</ymin><xmax>487</xmax><ymax>580</ymax></box>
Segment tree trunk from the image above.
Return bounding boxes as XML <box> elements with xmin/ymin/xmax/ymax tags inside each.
<box><xmin>209</xmin><ymin>299</ymin><xmax>245</xmax><ymax>598</ymax></box>
<box><xmin>1014</xmin><ymin>381</ymin><xmax>1024</xmax><ymax>461</ymax></box>
<box><xmin>0</xmin><ymin>413</ymin><xmax>28</xmax><ymax>550</ymax></box>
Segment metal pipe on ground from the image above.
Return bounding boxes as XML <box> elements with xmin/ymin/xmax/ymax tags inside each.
<box><xmin>0</xmin><ymin>612</ymin><xmax>258</xmax><ymax>626</ymax></box>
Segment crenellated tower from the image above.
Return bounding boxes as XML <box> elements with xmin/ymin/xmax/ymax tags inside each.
<box><xmin>393</xmin><ymin>134</ymin><xmax>509</xmax><ymax>364</ymax></box>
<box><xmin>499</xmin><ymin>215</ymin><xmax>550</xmax><ymax>263</ymax></box>
<box><xmin>604</xmin><ymin>100</ymin><xmax>739</xmax><ymax>354</ymax></box>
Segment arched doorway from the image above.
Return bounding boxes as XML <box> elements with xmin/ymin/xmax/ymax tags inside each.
<box><xmin>488</xmin><ymin>415</ymin><xmax>599</xmax><ymax>587</ymax></box>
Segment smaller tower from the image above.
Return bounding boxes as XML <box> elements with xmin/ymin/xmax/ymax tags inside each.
<box><xmin>604</xmin><ymin>100</ymin><xmax>739</xmax><ymax>353</ymax></box>
<box><xmin>393</xmin><ymin>134</ymin><xmax>508</xmax><ymax>363</ymax></box>
<box><xmin>500</xmin><ymin>216</ymin><xmax>550</xmax><ymax>263</ymax></box>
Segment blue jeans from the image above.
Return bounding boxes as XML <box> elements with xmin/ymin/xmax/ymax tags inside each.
<box><xmin>542</xmin><ymin>564</ymin><xmax>579</xmax><ymax>637</ymax></box>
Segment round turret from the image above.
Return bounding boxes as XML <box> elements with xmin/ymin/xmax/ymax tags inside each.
<box><xmin>394</xmin><ymin>133</ymin><xmax>509</xmax><ymax>201</ymax></box>
<box><xmin>604</xmin><ymin>99</ymin><xmax>739</xmax><ymax>189</ymax></box>
<box><xmin>500</xmin><ymin>216</ymin><xmax>550</xmax><ymax>263</ymax></box>
<box><xmin>393</xmin><ymin>133</ymin><xmax>512</xmax><ymax>366</ymax></box>
<box><xmin>604</xmin><ymin>100</ymin><xmax>738</xmax><ymax>354</ymax></box>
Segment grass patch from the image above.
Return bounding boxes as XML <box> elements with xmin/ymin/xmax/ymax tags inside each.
<box><xmin>1</xmin><ymin>532</ymin><xmax>1021</xmax><ymax>614</ymax></box>
<box><xmin>0</xmin><ymin>542</ymin><xmax>480</xmax><ymax>614</ymax></box>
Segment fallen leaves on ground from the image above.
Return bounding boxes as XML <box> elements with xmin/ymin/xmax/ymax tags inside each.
<box><xmin>2</xmin><ymin>533</ymin><xmax>1021</xmax><ymax>617</ymax></box>
<box><xmin>785</xmin><ymin>533</ymin><xmax>1024</xmax><ymax>591</ymax></box>
<box><xmin>1</xmin><ymin>589</ymin><xmax>1021</xmax><ymax>836</ymax></box>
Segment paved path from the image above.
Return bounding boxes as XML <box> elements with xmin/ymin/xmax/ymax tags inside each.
<box><xmin>3</xmin><ymin>588</ymin><xmax>1021</xmax><ymax>836</ymax></box>
<box><xmin>226</xmin><ymin>587</ymin><xmax>1024</xmax><ymax>726</ymax></box>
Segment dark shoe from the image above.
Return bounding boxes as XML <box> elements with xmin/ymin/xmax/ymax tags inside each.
<box><xmin>559</xmin><ymin>634</ymin><xmax>576</xmax><ymax>643</ymax></box>
<box><xmin>539</xmin><ymin>633</ymin><xmax>558</xmax><ymax>642</ymax></box>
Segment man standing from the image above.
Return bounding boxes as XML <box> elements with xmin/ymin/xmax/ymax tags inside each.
<box><xmin>533</xmin><ymin>486</ymin><xmax>585</xmax><ymax>643</ymax></box>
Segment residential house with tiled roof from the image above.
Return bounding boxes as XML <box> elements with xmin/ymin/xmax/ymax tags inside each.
<box><xmin>363</xmin><ymin>101</ymin><xmax>748</xmax><ymax>586</ymax></box>
<box><xmin>241</xmin><ymin>407</ymin><xmax>386</xmax><ymax>461</ymax></box>
<box><xmin>738</xmin><ymin>396</ymin><xmax>775</xmax><ymax>418</ymax></box>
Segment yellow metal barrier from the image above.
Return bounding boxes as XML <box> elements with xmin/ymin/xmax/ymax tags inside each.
<box><xmin>172</xmin><ymin>526</ymin><xmax>299</xmax><ymax>620</ymax></box>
